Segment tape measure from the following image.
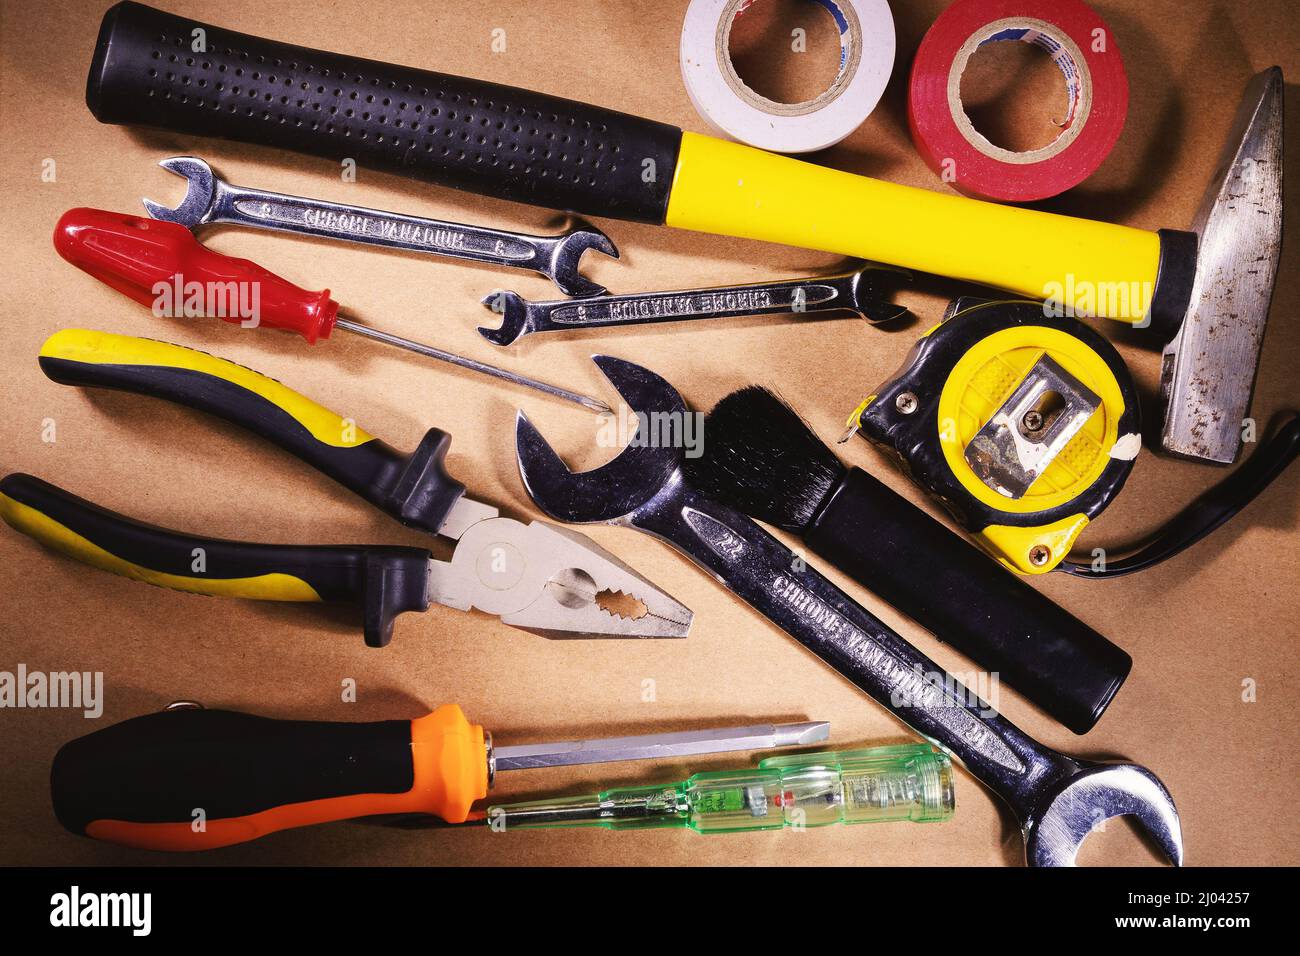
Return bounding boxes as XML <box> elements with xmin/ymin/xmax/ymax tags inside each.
<box><xmin>846</xmin><ymin>298</ymin><xmax>1140</xmax><ymax>574</ymax></box>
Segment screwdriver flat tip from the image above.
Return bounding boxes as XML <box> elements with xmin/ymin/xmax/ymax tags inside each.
<box><xmin>773</xmin><ymin>721</ymin><xmax>832</xmax><ymax>747</ymax></box>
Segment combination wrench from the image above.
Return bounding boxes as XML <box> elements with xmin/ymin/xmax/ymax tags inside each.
<box><xmin>513</xmin><ymin>356</ymin><xmax>1183</xmax><ymax>867</ymax></box>
<box><xmin>479</xmin><ymin>266</ymin><xmax>909</xmax><ymax>346</ymax></box>
<box><xmin>143</xmin><ymin>156</ymin><xmax>618</xmax><ymax>297</ymax></box>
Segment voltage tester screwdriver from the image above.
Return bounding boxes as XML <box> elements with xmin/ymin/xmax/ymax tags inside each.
<box><xmin>489</xmin><ymin>743</ymin><xmax>953</xmax><ymax>833</ymax></box>
<box><xmin>53</xmin><ymin>208</ymin><xmax>610</xmax><ymax>413</ymax></box>
<box><xmin>51</xmin><ymin>702</ymin><xmax>830</xmax><ymax>851</ymax></box>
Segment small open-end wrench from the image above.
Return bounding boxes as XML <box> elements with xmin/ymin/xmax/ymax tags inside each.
<box><xmin>143</xmin><ymin>156</ymin><xmax>619</xmax><ymax>297</ymax></box>
<box><xmin>478</xmin><ymin>266</ymin><xmax>910</xmax><ymax>346</ymax></box>
<box><xmin>514</xmin><ymin>357</ymin><xmax>1184</xmax><ymax>867</ymax></box>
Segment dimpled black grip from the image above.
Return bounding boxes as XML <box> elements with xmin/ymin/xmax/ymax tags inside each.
<box><xmin>87</xmin><ymin>2</ymin><xmax>682</xmax><ymax>223</ymax></box>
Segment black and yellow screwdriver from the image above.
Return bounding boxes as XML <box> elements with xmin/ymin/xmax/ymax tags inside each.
<box><xmin>51</xmin><ymin>702</ymin><xmax>829</xmax><ymax>851</ymax></box>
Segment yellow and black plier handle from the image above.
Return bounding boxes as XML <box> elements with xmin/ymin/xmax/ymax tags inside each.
<box><xmin>2</xmin><ymin>330</ymin><xmax>692</xmax><ymax>643</ymax></box>
<box><xmin>0</xmin><ymin>328</ymin><xmax>477</xmax><ymax>646</ymax></box>
<box><xmin>35</xmin><ymin>328</ymin><xmax>475</xmax><ymax>534</ymax></box>
<box><xmin>0</xmin><ymin>472</ymin><xmax>432</xmax><ymax>647</ymax></box>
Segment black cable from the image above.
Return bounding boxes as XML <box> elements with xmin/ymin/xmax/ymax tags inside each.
<box><xmin>1058</xmin><ymin>411</ymin><xmax>1300</xmax><ymax>579</ymax></box>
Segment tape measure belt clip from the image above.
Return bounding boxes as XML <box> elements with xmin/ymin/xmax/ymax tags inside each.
<box><xmin>964</xmin><ymin>353</ymin><xmax>1103</xmax><ymax>499</ymax></box>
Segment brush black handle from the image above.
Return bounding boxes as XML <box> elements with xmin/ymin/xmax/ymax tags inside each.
<box><xmin>86</xmin><ymin>2</ymin><xmax>681</xmax><ymax>223</ymax></box>
<box><xmin>807</xmin><ymin>469</ymin><xmax>1130</xmax><ymax>734</ymax></box>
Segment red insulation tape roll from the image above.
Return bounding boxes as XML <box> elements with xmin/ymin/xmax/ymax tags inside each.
<box><xmin>908</xmin><ymin>0</ymin><xmax>1128</xmax><ymax>203</ymax></box>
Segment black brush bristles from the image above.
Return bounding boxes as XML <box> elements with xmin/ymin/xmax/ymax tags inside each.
<box><xmin>686</xmin><ymin>386</ymin><xmax>846</xmax><ymax>532</ymax></box>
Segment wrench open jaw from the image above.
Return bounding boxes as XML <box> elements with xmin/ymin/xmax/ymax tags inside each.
<box><xmin>544</xmin><ymin>228</ymin><xmax>620</xmax><ymax>300</ymax></box>
<box><xmin>515</xmin><ymin>356</ymin><xmax>685</xmax><ymax>521</ymax></box>
<box><xmin>143</xmin><ymin>156</ymin><xmax>619</xmax><ymax>297</ymax></box>
<box><xmin>1025</xmin><ymin>763</ymin><xmax>1183</xmax><ymax>867</ymax></box>
<box><xmin>142</xmin><ymin>155</ymin><xmax>219</xmax><ymax>226</ymax></box>
<box><xmin>481</xmin><ymin>290</ymin><xmax>542</xmax><ymax>349</ymax></box>
<box><xmin>516</xmin><ymin>356</ymin><xmax>1183</xmax><ymax>866</ymax></box>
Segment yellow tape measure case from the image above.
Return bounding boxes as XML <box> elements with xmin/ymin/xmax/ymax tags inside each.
<box><xmin>853</xmin><ymin>299</ymin><xmax>1141</xmax><ymax>573</ymax></box>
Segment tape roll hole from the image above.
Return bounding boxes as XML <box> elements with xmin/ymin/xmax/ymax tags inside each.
<box><xmin>722</xmin><ymin>0</ymin><xmax>860</xmax><ymax>115</ymax></box>
<box><xmin>948</xmin><ymin>19</ymin><xmax>1092</xmax><ymax>164</ymax></box>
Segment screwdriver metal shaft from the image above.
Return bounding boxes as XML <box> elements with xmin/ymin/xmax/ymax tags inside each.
<box><xmin>335</xmin><ymin>316</ymin><xmax>610</xmax><ymax>413</ymax></box>
<box><xmin>491</xmin><ymin>720</ymin><xmax>830</xmax><ymax>771</ymax></box>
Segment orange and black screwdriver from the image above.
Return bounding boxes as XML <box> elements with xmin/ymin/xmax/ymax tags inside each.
<box><xmin>51</xmin><ymin>702</ymin><xmax>829</xmax><ymax>851</ymax></box>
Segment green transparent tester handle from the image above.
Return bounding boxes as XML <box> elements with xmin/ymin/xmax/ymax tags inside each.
<box><xmin>488</xmin><ymin>744</ymin><xmax>954</xmax><ymax>833</ymax></box>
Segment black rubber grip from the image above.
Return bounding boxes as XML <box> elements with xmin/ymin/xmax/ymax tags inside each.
<box><xmin>39</xmin><ymin>355</ymin><xmax>467</xmax><ymax>538</ymax></box>
<box><xmin>0</xmin><ymin>473</ymin><xmax>431</xmax><ymax>647</ymax></box>
<box><xmin>806</xmin><ymin>469</ymin><xmax>1132</xmax><ymax>734</ymax></box>
<box><xmin>52</xmin><ymin>708</ymin><xmax>414</xmax><ymax>835</ymax></box>
<box><xmin>1143</xmin><ymin>229</ymin><xmax>1198</xmax><ymax>342</ymax></box>
<box><xmin>87</xmin><ymin>2</ymin><xmax>682</xmax><ymax>223</ymax></box>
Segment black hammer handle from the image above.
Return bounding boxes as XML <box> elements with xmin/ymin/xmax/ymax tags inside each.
<box><xmin>87</xmin><ymin>2</ymin><xmax>682</xmax><ymax>223</ymax></box>
<box><xmin>808</xmin><ymin>470</ymin><xmax>1132</xmax><ymax>735</ymax></box>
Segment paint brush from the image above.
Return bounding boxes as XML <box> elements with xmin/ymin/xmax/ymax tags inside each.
<box><xmin>686</xmin><ymin>386</ymin><xmax>1131</xmax><ymax>735</ymax></box>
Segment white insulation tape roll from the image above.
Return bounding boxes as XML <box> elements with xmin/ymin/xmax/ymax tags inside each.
<box><xmin>680</xmin><ymin>0</ymin><xmax>896</xmax><ymax>153</ymax></box>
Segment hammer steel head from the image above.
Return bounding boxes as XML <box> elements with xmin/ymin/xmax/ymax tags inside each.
<box><xmin>1025</xmin><ymin>762</ymin><xmax>1183</xmax><ymax>867</ymax></box>
<box><xmin>142</xmin><ymin>156</ymin><xmax>219</xmax><ymax>227</ymax></box>
<box><xmin>516</xmin><ymin>356</ymin><xmax>686</xmax><ymax>523</ymax></box>
<box><xmin>1161</xmin><ymin>68</ymin><xmax>1284</xmax><ymax>463</ymax></box>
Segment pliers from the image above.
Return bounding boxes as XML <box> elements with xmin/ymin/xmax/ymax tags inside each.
<box><xmin>0</xmin><ymin>329</ymin><xmax>692</xmax><ymax>646</ymax></box>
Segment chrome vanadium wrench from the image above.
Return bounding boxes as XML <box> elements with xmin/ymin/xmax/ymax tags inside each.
<box><xmin>479</xmin><ymin>266</ymin><xmax>908</xmax><ymax>346</ymax></box>
<box><xmin>513</xmin><ymin>356</ymin><xmax>1184</xmax><ymax>867</ymax></box>
<box><xmin>144</xmin><ymin>156</ymin><xmax>618</xmax><ymax>297</ymax></box>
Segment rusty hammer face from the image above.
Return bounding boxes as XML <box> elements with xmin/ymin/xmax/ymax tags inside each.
<box><xmin>1158</xmin><ymin>68</ymin><xmax>1284</xmax><ymax>464</ymax></box>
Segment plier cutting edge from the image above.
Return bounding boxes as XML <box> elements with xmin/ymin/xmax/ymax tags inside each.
<box><xmin>0</xmin><ymin>329</ymin><xmax>692</xmax><ymax>646</ymax></box>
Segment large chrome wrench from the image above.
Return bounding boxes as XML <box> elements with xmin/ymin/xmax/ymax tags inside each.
<box><xmin>143</xmin><ymin>156</ymin><xmax>618</xmax><ymax>297</ymax></box>
<box><xmin>514</xmin><ymin>356</ymin><xmax>1183</xmax><ymax>867</ymax></box>
<box><xmin>479</xmin><ymin>266</ymin><xmax>909</xmax><ymax>346</ymax></box>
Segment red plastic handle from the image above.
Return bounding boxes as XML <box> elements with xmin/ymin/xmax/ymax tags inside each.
<box><xmin>53</xmin><ymin>208</ymin><xmax>338</xmax><ymax>343</ymax></box>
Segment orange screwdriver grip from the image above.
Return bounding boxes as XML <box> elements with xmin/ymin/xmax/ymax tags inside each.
<box><xmin>53</xmin><ymin>207</ymin><xmax>340</xmax><ymax>343</ymax></box>
<box><xmin>51</xmin><ymin>703</ymin><xmax>489</xmax><ymax>851</ymax></box>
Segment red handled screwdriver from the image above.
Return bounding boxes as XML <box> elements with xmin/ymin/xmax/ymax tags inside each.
<box><xmin>52</xmin><ymin>208</ymin><xmax>610</xmax><ymax>413</ymax></box>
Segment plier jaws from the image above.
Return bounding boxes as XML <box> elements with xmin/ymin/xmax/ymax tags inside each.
<box><xmin>3</xmin><ymin>329</ymin><xmax>692</xmax><ymax>646</ymax></box>
<box><xmin>429</xmin><ymin>518</ymin><xmax>691</xmax><ymax>638</ymax></box>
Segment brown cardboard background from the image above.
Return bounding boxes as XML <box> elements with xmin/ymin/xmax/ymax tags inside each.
<box><xmin>0</xmin><ymin>0</ymin><xmax>1295</xmax><ymax>866</ymax></box>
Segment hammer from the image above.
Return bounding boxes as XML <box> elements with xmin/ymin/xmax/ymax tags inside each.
<box><xmin>86</xmin><ymin>3</ymin><xmax>1282</xmax><ymax>463</ymax></box>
